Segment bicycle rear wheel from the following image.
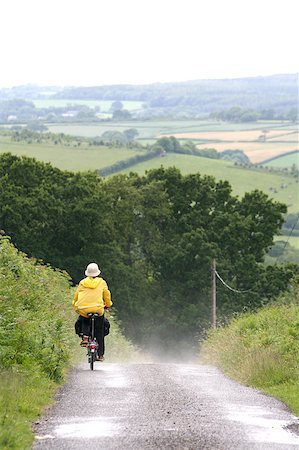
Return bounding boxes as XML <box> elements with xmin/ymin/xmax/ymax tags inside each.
<box><xmin>90</xmin><ymin>350</ymin><xmax>95</xmax><ymax>370</ymax></box>
<box><xmin>88</xmin><ymin>316</ymin><xmax>97</xmax><ymax>371</ymax></box>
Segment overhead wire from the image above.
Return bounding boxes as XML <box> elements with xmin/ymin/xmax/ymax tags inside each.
<box><xmin>215</xmin><ymin>214</ymin><xmax>299</xmax><ymax>293</ymax></box>
<box><xmin>274</xmin><ymin>214</ymin><xmax>299</xmax><ymax>263</ymax></box>
<box><xmin>215</xmin><ymin>270</ymin><xmax>253</xmax><ymax>294</ymax></box>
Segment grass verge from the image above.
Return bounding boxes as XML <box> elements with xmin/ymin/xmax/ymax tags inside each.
<box><xmin>201</xmin><ymin>282</ymin><xmax>299</xmax><ymax>415</ymax></box>
<box><xmin>0</xmin><ymin>369</ymin><xmax>56</xmax><ymax>450</ymax></box>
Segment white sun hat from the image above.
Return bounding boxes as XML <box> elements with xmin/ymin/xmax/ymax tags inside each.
<box><xmin>85</xmin><ymin>263</ymin><xmax>101</xmax><ymax>277</ymax></box>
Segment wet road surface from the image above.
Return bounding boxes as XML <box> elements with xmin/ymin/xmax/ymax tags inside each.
<box><xmin>33</xmin><ymin>363</ymin><xmax>299</xmax><ymax>449</ymax></box>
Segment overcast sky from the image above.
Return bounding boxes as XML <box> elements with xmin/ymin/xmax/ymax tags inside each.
<box><xmin>1</xmin><ymin>0</ymin><xmax>298</xmax><ymax>88</ymax></box>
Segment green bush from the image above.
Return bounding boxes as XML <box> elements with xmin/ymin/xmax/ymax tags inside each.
<box><xmin>201</xmin><ymin>282</ymin><xmax>299</xmax><ymax>414</ymax></box>
<box><xmin>0</xmin><ymin>236</ymin><xmax>75</xmax><ymax>381</ymax></box>
<box><xmin>0</xmin><ymin>236</ymin><xmax>76</xmax><ymax>449</ymax></box>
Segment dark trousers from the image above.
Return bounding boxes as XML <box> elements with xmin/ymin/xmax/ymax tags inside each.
<box><xmin>75</xmin><ymin>315</ymin><xmax>105</xmax><ymax>356</ymax></box>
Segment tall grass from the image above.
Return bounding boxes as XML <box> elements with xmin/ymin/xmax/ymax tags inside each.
<box><xmin>201</xmin><ymin>282</ymin><xmax>299</xmax><ymax>414</ymax></box>
<box><xmin>0</xmin><ymin>235</ymin><xmax>141</xmax><ymax>449</ymax></box>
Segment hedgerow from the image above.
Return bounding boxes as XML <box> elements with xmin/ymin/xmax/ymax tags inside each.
<box><xmin>0</xmin><ymin>235</ymin><xmax>75</xmax><ymax>380</ymax></box>
<box><xmin>0</xmin><ymin>236</ymin><xmax>75</xmax><ymax>449</ymax></box>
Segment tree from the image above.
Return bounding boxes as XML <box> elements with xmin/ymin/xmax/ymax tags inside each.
<box><xmin>123</xmin><ymin>128</ymin><xmax>139</xmax><ymax>142</ymax></box>
<box><xmin>110</xmin><ymin>101</ymin><xmax>124</xmax><ymax>112</ymax></box>
<box><xmin>0</xmin><ymin>155</ymin><xmax>297</xmax><ymax>354</ymax></box>
<box><xmin>286</xmin><ymin>107</ymin><xmax>298</xmax><ymax>123</ymax></box>
<box><xmin>101</xmin><ymin>130</ymin><xmax>127</xmax><ymax>144</ymax></box>
<box><xmin>155</xmin><ymin>136</ymin><xmax>181</xmax><ymax>153</ymax></box>
<box><xmin>112</xmin><ymin>109</ymin><xmax>132</xmax><ymax>120</ymax></box>
<box><xmin>27</xmin><ymin>121</ymin><xmax>48</xmax><ymax>132</ymax></box>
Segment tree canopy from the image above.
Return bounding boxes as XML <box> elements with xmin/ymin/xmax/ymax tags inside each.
<box><xmin>0</xmin><ymin>153</ymin><xmax>297</xmax><ymax>354</ymax></box>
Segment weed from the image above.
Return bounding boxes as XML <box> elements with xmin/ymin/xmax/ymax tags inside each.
<box><xmin>201</xmin><ymin>283</ymin><xmax>299</xmax><ymax>414</ymax></box>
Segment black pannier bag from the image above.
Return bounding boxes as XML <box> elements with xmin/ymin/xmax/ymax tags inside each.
<box><xmin>104</xmin><ymin>317</ymin><xmax>110</xmax><ymax>336</ymax></box>
<box><xmin>75</xmin><ymin>315</ymin><xmax>110</xmax><ymax>336</ymax></box>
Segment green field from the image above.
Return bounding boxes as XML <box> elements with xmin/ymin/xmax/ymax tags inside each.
<box><xmin>1</xmin><ymin>118</ymin><xmax>298</xmax><ymax>213</ymax></box>
<box><xmin>274</xmin><ymin>235</ymin><xmax>299</xmax><ymax>249</ymax></box>
<box><xmin>0</xmin><ymin>138</ymin><xmax>141</xmax><ymax>172</ymax></box>
<box><xmin>264</xmin><ymin>151</ymin><xmax>299</xmax><ymax>168</ymax></box>
<box><xmin>1</xmin><ymin>134</ymin><xmax>298</xmax><ymax>212</ymax></box>
<box><xmin>46</xmin><ymin>120</ymin><xmax>298</xmax><ymax>166</ymax></box>
<box><xmin>121</xmin><ymin>153</ymin><xmax>299</xmax><ymax>212</ymax></box>
<box><xmin>33</xmin><ymin>99</ymin><xmax>144</xmax><ymax>111</ymax></box>
<box><xmin>47</xmin><ymin>119</ymin><xmax>296</xmax><ymax>141</ymax></box>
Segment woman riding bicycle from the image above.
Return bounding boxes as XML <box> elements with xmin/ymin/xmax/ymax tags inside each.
<box><xmin>72</xmin><ymin>263</ymin><xmax>112</xmax><ymax>361</ymax></box>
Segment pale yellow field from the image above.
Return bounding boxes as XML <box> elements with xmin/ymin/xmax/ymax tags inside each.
<box><xmin>196</xmin><ymin>142</ymin><xmax>298</xmax><ymax>163</ymax></box>
<box><xmin>163</xmin><ymin>129</ymin><xmax>294</xmax><ymax>142</ymax></box>
<box><xmin>269</xmin><ymin>131</ymin><xmax>298</xmax><ymax>142</ymax></box>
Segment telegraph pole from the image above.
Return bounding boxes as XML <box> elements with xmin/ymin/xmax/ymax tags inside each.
<box><xmin>211</xmin><ymin>259</ymin><xmax>217</xmax><ymax>328</ymax></box>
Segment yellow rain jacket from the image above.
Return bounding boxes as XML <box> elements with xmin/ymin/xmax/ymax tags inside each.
<box><xmin>72</xmin><ymin>277</ymin><xmax>112</xmax><ymax>318</ymax></box>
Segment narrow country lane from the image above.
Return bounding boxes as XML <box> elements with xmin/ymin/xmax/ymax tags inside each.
<box><xmin>33</xmin><ymin>363</ymin><xmax>299</xmax><ymax>450</ymax></box>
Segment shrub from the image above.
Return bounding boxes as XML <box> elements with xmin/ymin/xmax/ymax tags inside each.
<box><xmin>201</xmin><ymin>282</ymin><xmax>299</xmax><ymax>413</ymax></box>
<box><xmin>0</xmin><ymin>236</ymin><xmax>75</xmax><ymax>381</ymax></box>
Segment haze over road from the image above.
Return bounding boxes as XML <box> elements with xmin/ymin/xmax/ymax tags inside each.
<box><xmin>33</xmin><ymin>363</ymin><xmax>299</xmax><ymax>449</ymax></box>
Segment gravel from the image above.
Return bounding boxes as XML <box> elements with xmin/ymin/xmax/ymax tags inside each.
<box><xmin>33</xmin><ymin>362</ymin><xmax>299</xmax><ymax>450</ymax></box>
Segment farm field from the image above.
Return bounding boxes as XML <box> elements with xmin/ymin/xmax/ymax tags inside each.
<box><xmin>264</xmin><ymin>151</ymin><xmax>299</xmax><ymax>168</ymax></box>
<box><xmin>46</xmin><ymin>119</ymin><xmax>295</xmax><ymax>140</ymax></box>
<box><xmin>121</xmin><ymin>153</ymin><xmax>299</xmax><ymax>213</ymax></box>
<box><xmin>270</xmin><ymin>132</ymin><xmax>298</xmax><ymax>142</ymax></box>
<box><xmin>196</xmin><ymin>141</ymin><xmax>298</xmax><ymax>163</ymax></box>
<box><xmin>46</xmin><ymin>120</ymin><xmax>298</xmax><ymax>165</ymax></box>
<box><xmin>162</xmin><ymin>128</ymin><xmax>298</xmax><ymax>164</ymax></box>
<box><xmin>0</xmin><ymin>138</ymin><xmax>141</xmax><ymax>172</ymax></box>
<box><xmin>164</xmin><ymin>129</ymin><xmax>295</xmax><ymax>141</ymax></box>
<box><xmin>0</xmin><ymin>132</ymin><xmax>298</xmax><ymax>212</ymax></box>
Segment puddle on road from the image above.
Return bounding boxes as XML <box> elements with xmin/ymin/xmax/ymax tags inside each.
<box><xmin>96</xmin><ymin>363</ymin><xmax>129</xmax><ymax>388</ymax></box>
<box><xmin>103</xmin><ymin>369</ymin><xmax>128</xmax><ymax>388</ymax></box>
<box><xmin>54</xmin><ymin>416</ymin><xmax>117</xmax><ymax>438</ymax></box>
<box><xmin>227</xmin><ymin>404</ymin><xmax>299</xmax><ymax>446</ymax></box>
<box><xmin>79</xmin><ymin>363</ymin><xmax>129</xmax><ymax>388</ymax></box>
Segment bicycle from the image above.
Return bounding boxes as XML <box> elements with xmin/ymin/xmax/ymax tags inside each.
<box><xmin>86</xmin><ymin>312</ymin><xmax>99</xmax><ymax>371</ymax></box>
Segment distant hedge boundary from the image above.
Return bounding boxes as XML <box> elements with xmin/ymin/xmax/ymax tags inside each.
<box><xmin>98</xmin><ymin>149</ymin><xmax>162</xmax><ymax>176</ymax></box>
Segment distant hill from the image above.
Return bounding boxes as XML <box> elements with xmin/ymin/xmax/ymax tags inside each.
<box><xmin>0</xmin><ymin>74</ymin><xmax>297</xmax><ymax>115</ymax></box>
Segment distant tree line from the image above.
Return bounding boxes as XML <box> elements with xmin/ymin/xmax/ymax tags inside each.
<box><xmin>91</xmin><ymin>128</ymin><xmax>139</xmax><ymax>146</ymax></box>
<box><xmin>0</xmin><ymin>74</ymin><xmax>297</xmax><ymax>121</ymax></box>
<box><xmin>0</xmin><ymin>99</ymin><xmax>99</xmax><ymax>124</ymax></box>
<box><xmin>210</xmin><ymin>106</ymin><xmax>298</xmax><ymax>123</ymax></box>
<box><xmin>49</xmin><ymin>74</ymin><xmax>298</xmax><ymax>113</ymax></box>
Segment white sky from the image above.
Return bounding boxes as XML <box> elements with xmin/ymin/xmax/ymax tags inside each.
<box><xmin>0</xmin><ymin>0</ymin><xmax>298</xmax><ymax>88</ymax></box>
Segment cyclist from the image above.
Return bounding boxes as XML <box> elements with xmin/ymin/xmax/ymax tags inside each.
<box><xmin>72</xmin><ymin>263</ymin><xmax>112</xmax><ymax>361</ymax></box>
